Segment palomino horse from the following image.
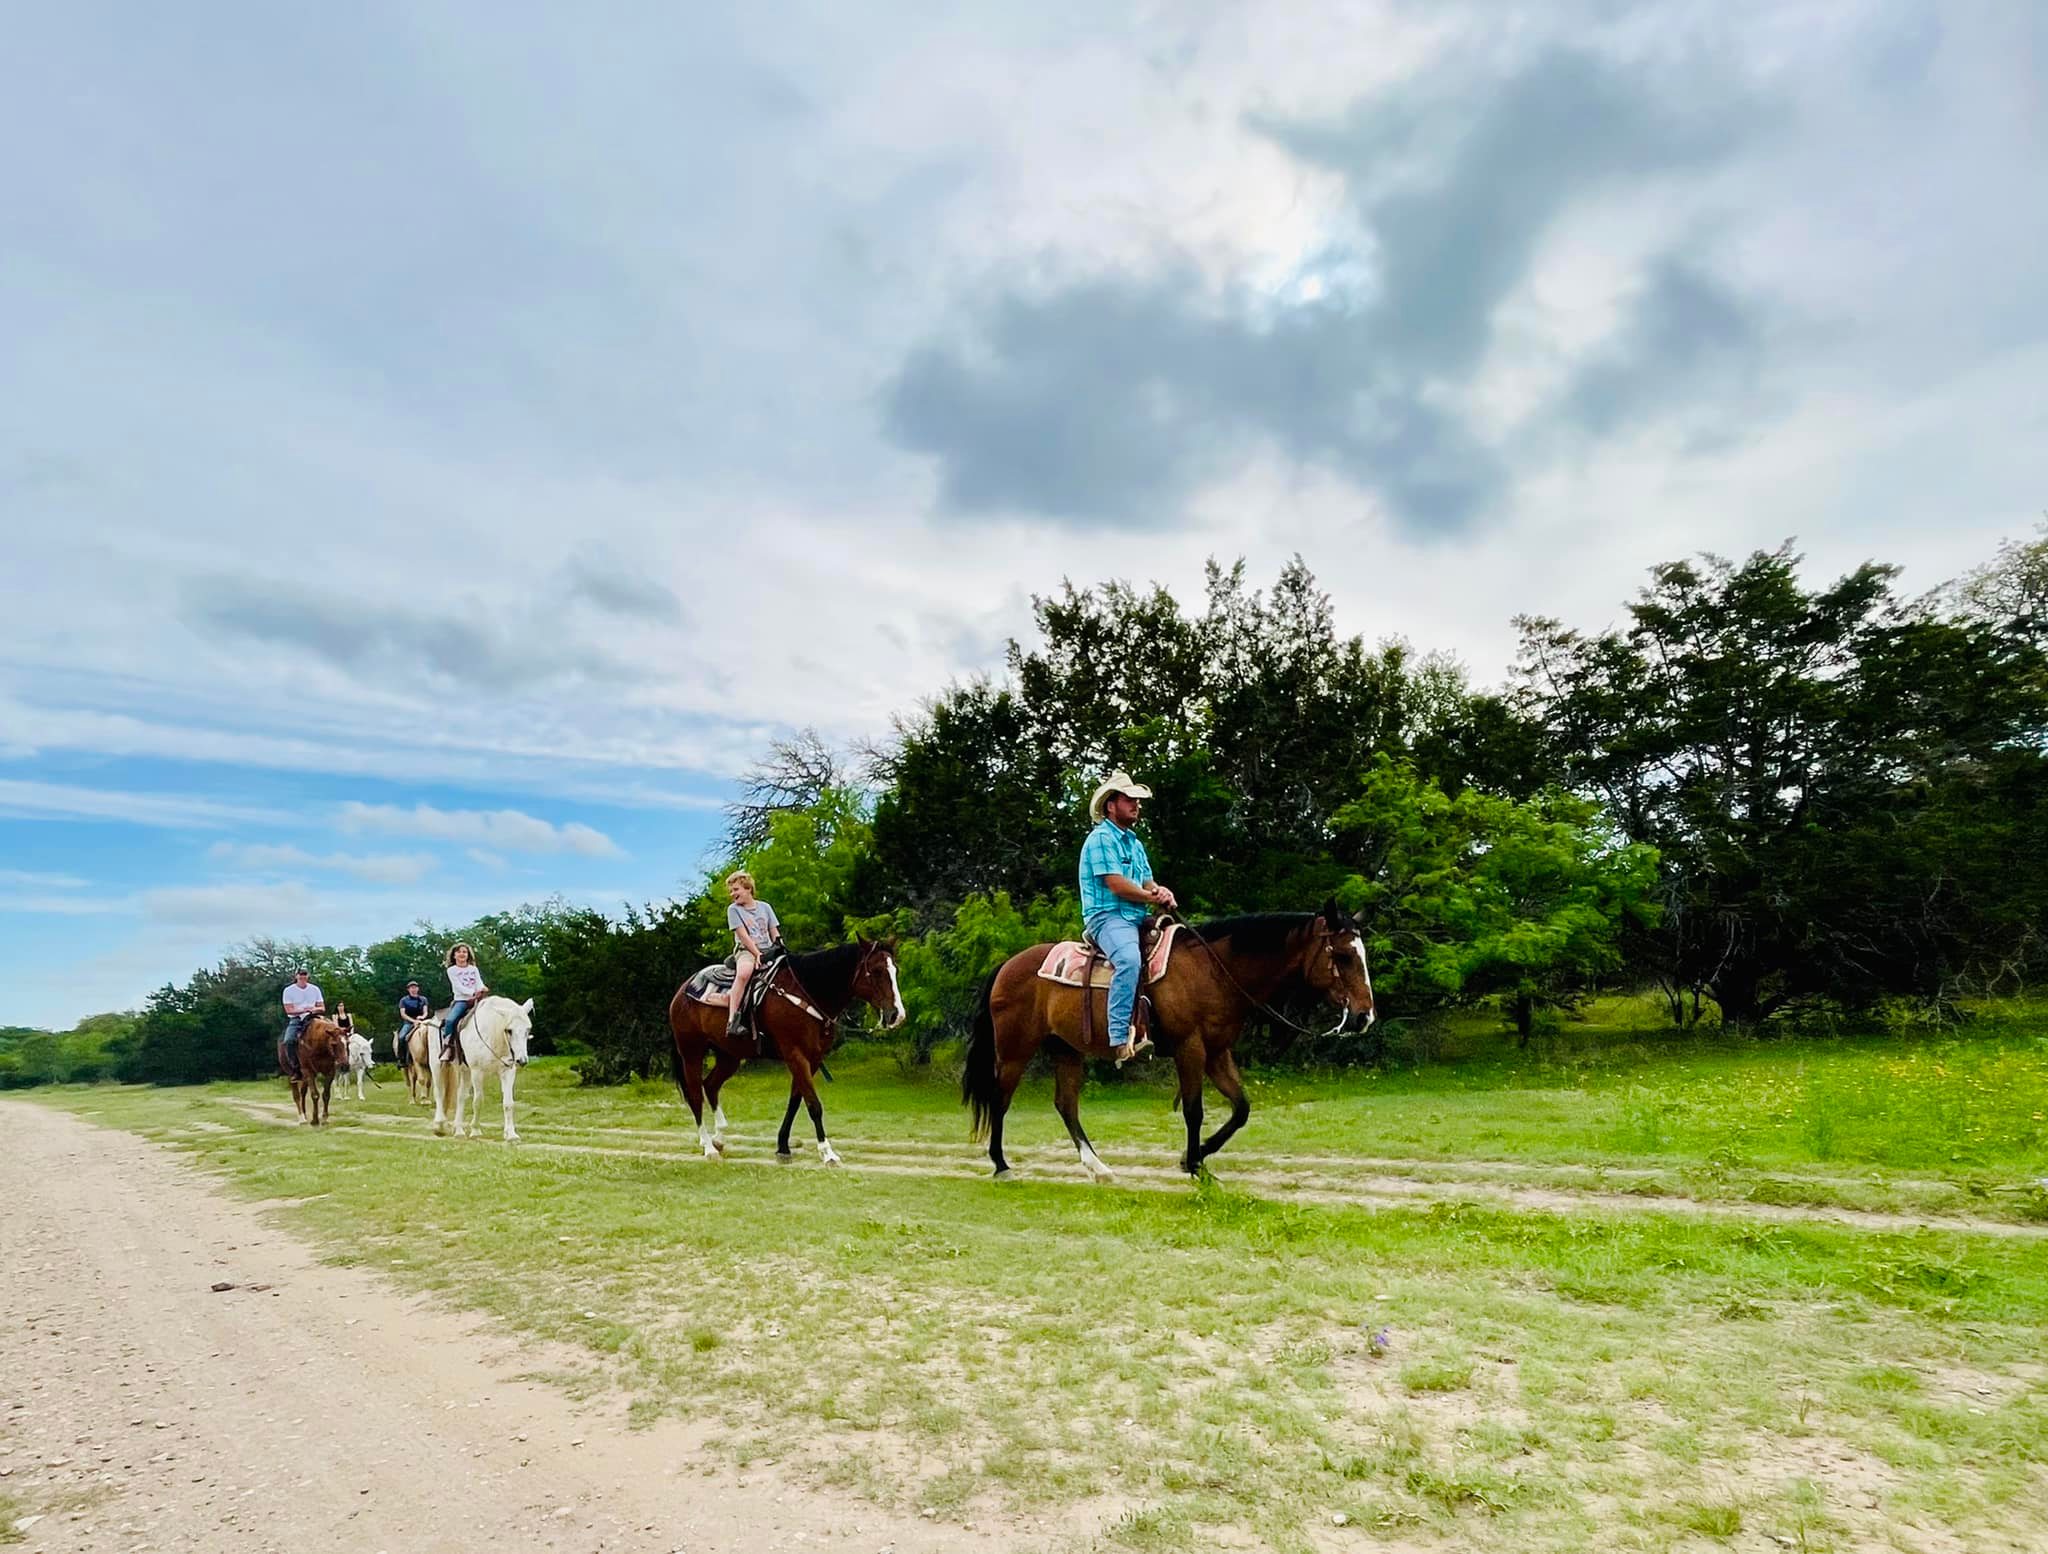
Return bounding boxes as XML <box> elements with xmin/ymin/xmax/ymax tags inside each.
<box><xmin>667</xmin><ymin>940</ymin><xmax>906</xmax><ymax>1165</ymax></box>
<box><xmin>964</xmin><ymin>903</ymin><xmax>1375</xmax><ymax>1180</ymax></box>
<box><xmin>281</xmin><ymin>1016</ymin><xmax>347</xmax><ymax>1127</ymax></box>
<box><xmin>398</xmin><ymin>1021</ymin><xmax>434</xmax><ymax>1105</ymax></box>
<box><xmin>425</xmin><ymin>996</ymin><xmax>535</xmax><ymax>1141</ymax></box>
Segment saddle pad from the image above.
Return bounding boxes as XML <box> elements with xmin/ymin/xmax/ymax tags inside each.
<box><xmin>1037</xmin><ymin>922</ymin><xmax>1181</xmax><ymax>988</ymax></box>
<box><xmin>685</xmin><ymin>961</ymin><xmax>737</xmax><ymax>1003</ymax></box>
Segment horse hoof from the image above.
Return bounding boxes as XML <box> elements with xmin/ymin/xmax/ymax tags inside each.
<box><xmin>776</xmin><ymin>1150</ymin><xmax>795</xmax><ymax>1163</ymax></box>
<box><xmin>993</xmin><ymin>1168</ymin><xmax>1015</xmax><ymax>1182</ymax></box>
<box><xmin>819</xmin><ymin>1148</ymin><xmax>842</xmax><ymax>1168</ymax></box>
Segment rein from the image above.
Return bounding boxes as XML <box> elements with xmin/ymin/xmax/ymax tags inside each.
<box><xmin>1164</xmin><ymin>913</ymin><xmax>1351</xmax><ymax>1040</ymax></box>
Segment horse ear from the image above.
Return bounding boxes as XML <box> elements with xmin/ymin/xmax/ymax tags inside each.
<box><xmin>1320</xmin><ymin>897</ymin><xmax>1341</xmax><ymax>926</ymax></box>
<box><xmin>521</xmin><ymin>998</ymin><xmax>534</xmax><ymax>1015</ymax></box>
<box><xmin>884</xmin><ymin>935</ymin><xmax>899</xmax><ymax>952</ymax></box>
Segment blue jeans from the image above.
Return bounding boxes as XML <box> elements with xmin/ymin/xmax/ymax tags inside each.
<box><xmin>442</xmin><ymin>999</ymin><xmax>472</xmax><ymax>1053</ymax></box>
<box><xmin>1084</xmin><ymin>911</ymin><xmax>1144</xmax><ymax>1045</ymax></box>
<box><xmin>281</xmin><ymin>1014</ymin><xmax>308</xmax><ymax>1074</ymax></box>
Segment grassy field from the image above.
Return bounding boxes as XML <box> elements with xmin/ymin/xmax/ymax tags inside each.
<box><xmin>28</xmin><ymin>1000</ymin><xmax>2048</xmax><ymax>1552</ymax></box>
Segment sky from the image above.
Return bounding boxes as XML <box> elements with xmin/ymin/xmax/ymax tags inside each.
<box><xmin>4</xmin><ymin>1</ymin><xmax>2044</xmax><ymax>1028</ymax></box>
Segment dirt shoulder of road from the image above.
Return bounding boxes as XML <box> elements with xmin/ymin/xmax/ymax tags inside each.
<box><xmin>0</xmin><ymin>1098</ymin><xmax>1035</xmax><ymax>1554</ymax></box>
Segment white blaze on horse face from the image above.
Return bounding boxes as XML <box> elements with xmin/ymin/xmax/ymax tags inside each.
<box><xmin>1351</xmin><ymin>933</ymin><xmax>1377</xmax><ymax>1027</ymax></box>
<box><xmin>885</xmin><ymin>957</ymin><xmax>907</xmax><ymax>1028</ymax></box>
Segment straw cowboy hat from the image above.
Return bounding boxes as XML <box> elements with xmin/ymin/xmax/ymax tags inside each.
<box><xmin>1088</xmin><ymin>770</ymin><xmax>1154</xmax><ymax>824</ymax></box>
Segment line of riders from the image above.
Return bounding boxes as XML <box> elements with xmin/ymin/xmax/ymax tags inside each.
<box><xmin>278</xmin><ymin>769</ymin><xmax>1176</xmax><ymax>1083</ymax></box>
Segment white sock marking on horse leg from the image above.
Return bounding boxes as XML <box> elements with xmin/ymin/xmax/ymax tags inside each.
<box><xmin>713</xmin><ymin>1104</ymin><xmax>729</xmax><ymax>1136</ymax></box>
<box><xmin>819</xmin><ymin>1138</ymin><xmax>841</xmax><ymax>1167</ymax></box>
<box><xmin>1079</xmin><ymin>1144</ymin><xmax>1114</xmax><ymax>1182</ymax></box>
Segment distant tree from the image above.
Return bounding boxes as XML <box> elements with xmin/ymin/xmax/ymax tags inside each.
<box><xmin>724</xmin><ymin>728</ymin><xmax>848</xmax><ymax>855</ymax></box>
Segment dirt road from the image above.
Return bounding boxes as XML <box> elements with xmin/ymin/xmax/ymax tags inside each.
<box><xmin>0</xmin><ymin>1100</ymin><xmax>1029</xmax><ymax>1554</ymax></box>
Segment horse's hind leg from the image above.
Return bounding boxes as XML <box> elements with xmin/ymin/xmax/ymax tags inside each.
<box><xmin>1198</xmin><ymin>1047</ymin><xmax>1252</xmax><ymax>1164</ymax></box>
<box><xmin>1174</xmin><ymin>1037</ymin><xmax>1208</xmax><ymax>1176</ymax></box>
<box><xmin>987</xmin><ymin>1055</ymin><xmax>1031</xmax><ymax>1180</ymax></box>
<box><xmin>1052</xmin><ymin>1050</ymin><xmax>1113</xmax><ymax>1183</ymax></box>
<box><xmin>706</xmin><ymin>1047</ymin><xmax>742</xmax><ymax>1143</ymax></box>
<box><xmin>678</xmin><ymin>1045</ymin><xmax>719</xmax><ymax>1158</ymax></box>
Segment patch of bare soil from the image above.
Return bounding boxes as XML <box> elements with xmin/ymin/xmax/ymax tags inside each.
<box><xmin>0</xmin><ymin>1099</ymin><xmax>1044</xmax><ymax>1554</ymax></box>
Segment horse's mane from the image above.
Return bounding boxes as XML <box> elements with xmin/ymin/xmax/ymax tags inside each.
<box><xmin>785</xmin><ymin>942</ymin><xmax>869</xmax><ymax>1007</ymax></box>
<box><xmin>1190</xmin><ymin>913</ymin><xmax>1313</xmax><ymax>957</ymax></box>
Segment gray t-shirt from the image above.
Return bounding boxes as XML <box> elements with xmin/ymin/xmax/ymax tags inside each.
<box><xmin>727</xmin><ymin>899</ymin><xmax>780</xmax><ymax>955</ymax></box>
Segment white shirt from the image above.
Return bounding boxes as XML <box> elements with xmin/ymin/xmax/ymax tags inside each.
<box><xmin>282</xmin><ymin>981</ymin><xmax>323</xmax><ymax>1015</ymax></box>
<box><xmin>447</xmin><ymin>963</ymin><xmax>485</xmax><ymax>1001</ymax></box>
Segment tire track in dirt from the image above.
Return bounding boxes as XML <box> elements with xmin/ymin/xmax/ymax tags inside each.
<box><xmin>219</xmin><ymin>1098</ymin><xmax>2048</xmax><ymax>1239</ymax></box>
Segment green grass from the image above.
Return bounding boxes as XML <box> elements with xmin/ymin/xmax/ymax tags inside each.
<box><xmin>28</xmin><ymin>1003</ymin><xmax>2048</xmax><ymax>1553</ymax></box>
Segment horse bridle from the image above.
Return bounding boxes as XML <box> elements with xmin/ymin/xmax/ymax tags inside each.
<box><xmin>1165</xmin><ymin>912</ymin><xmax>1363</xmax><ymax>1040</ymax></box>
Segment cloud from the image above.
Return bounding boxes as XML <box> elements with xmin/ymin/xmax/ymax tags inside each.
<box><xmin>206</xmin><ymin>842</ymin><xmax>433</xmax><ymax>885</ymax></box>
<box><xmin>1557</xmin><ymin>257</ymin><xmax>1769</xmax><ymax>439</ymax></box>
<box><xmin>0</xmin><ymin>868</ymin><xmax>89</xmax><ymax>889</ymax></box>
<box><xmin>884</xmin><ymin>47</ymin><xmax>1772</xmax><ymax>536</ymax></box>
<box><xmin>336</xmin><ymin>800</ymin><xmax>622</xmax><ymax>857</ymax></box>
<box><xmin>561</xmin><ymin>550</ymin><xmax>682</xmax><ymax>622</ymax></box>
<box><xmin>0</xmin><ymin>778</ymin><xmax>292</xmax><ymax>830</ymax></box>
<box><xmin>138</xmin><ymin>881</ymin><xmax>325</xmax><ymax>931</ymax></box>
<box><xmin>181</xmin><ymin>577</ymin><xmax>625</xmax><ymax>693</ymax></box>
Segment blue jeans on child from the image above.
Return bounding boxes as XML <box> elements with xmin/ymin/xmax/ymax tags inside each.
<box><xmin>1083</xmin><ymin>911</ymin><xmax>1143</xmax><ymax>1046</ymax></box>
<box><xmin>441</xmin><ymin>999</ymin><xmax>472</xmax><ymax>1056</ymax></box>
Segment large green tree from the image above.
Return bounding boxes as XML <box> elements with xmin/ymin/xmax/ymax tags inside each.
<box><xmin>1518</xmin><ymin>544</ymin><xmax>2048</xmax><ymax>1023</ymax></box>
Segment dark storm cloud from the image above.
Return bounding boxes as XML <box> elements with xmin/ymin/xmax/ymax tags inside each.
<box><xmin>885</xmin><ymin>48</ymin><xmax>1771</xmax><ymax>536</ymax></box>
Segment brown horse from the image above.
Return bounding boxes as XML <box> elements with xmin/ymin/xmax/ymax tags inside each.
<box><xmin>282</xmin><ymin>1016</ymin><xmax>346</xmax><ymax>1127</ymax></box>
<box><xmin>668</xmin><ymin>940</ymin><xmax>906</xmax><ymax>1165</ymax></box>
<box><xmin>964</xmin><ymin>903</ymin><xmax>1375</xmax><ymax>1180</ymax></box>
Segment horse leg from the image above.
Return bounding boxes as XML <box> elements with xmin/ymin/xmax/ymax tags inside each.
<box><xmin>429</xmin><ymin>1052</ymin><xmax>450</xmax><ymax>1136</ymax></box>
<box><xmin>1198</xmin><ymin>1047</ymin><xmax>1252</xmax><ymax>1164</ymax></box>
<box><xmin>499</xmin><ymin>1064</ymin><xmax>519</xmax><ymax>1143</ymax></box>
<box><xmin>987</xmin><ymin>1055</ymin><xmax>1031</xmax><ymax>1180</ymax></box>
<box><xmin>1174</xmin><ymin>1037</ymin><xmax>1208</xmax><ymax>1176</ymax></box>
<box><xmin>785</xmin><ymin>1053</ymin><xmax>839</xmax><ymax>1167</ymax></box>
<box><xmin>1052</xmin><ymin>1050</ymin><xmax>1113</xmax><ymax>1183</ymax></box>
<box><xmin>706</xmin><ymin>1047</ymin><xmax>742</xmax><ymax>1146</ymax></box>
<box><xmin>775</xmin><ymin>1087</ymin><xmax>803</xmax><ymax>1159</ymax></box>
<box><xmin>678</xmin><ymin>1045</ymin><xmax>719</xmax><ymax>1158</ymax></box>
<box><xmin>463</xmin><ymin>1062</ymin><xmax>483</xmax><ymax>1139</ymax></box>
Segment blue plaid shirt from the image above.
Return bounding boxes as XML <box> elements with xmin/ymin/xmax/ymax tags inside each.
<box><xmin>1079</xmin><ymin>818</ymin><xmax>1153</xmax><ymax>925</ymax></box>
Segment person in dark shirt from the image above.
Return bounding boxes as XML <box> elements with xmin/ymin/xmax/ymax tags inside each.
<box><xmin>395</xmin><ymin>979</ymin><xmax>431</xmax><ymax>1067</ymax></box>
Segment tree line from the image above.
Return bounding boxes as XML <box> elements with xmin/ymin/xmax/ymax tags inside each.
<box><xmin>7</xmin><ymin>525</ymin><xmax>2042</xmax><ymax>1090</ymax></box>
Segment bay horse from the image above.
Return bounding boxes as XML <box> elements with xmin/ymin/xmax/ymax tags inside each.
<box><xmin>281</xmin><ymin>1016</ymin><xmax>346</xmax><ymax>1127</ymax></box>
<box><xmin>963</xmin><ymin>903</ymin><xmax>1375</xmax><ymax>1180</ymax></box>
<box><xmin>667</xmin><ymin>939</ymin><xmax>906</xmax><ymax>1166</ymax></box>
<box><xmin>424</xmin><ymin>996</ymin><xmax>535</xmax><ymax>1141</ymax></box>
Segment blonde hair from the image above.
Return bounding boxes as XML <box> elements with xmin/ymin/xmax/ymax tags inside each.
<box><xmin>445</xmin><ymin>941</ymin><xmax>475</xmax><ymax>967</ymax></box>
<box><xmin>724</xmin><ymin>870</ymin><xmax>757</xmax><ymax>892</ymax></box>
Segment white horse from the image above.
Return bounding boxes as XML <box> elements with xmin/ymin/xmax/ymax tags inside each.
<box><xmin>340</xmin><ymin>1032</ymin><xmax>375</xmax><ymax>1100</ymax></box>
<box><xmin>425</xmin><ymin>995</ymin><xmax>534</xmax><ymax>1141</ymax></box>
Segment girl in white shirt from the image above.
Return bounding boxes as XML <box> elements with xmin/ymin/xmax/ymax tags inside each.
<box><xmin>442</xmin><ymin>942</ymin><xmax>490</xmax><ymax>1059</ymax></box>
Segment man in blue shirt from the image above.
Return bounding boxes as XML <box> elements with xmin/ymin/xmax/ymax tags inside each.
<box><xmin>1079</xmin><ymin>770</ymin><xmax>1178</xmax><ymax>1063</ymax></box>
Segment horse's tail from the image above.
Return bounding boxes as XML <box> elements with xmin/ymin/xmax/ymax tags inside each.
<box><xmin>963</xmin><ymin>969</ymin><xmax>1001</xmax><ymax>1141</ymax></box>
<box><xmin>667</xmin><ymin>1025</ymin><xmax>689</xmax><ymax>1107</ymax></box>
